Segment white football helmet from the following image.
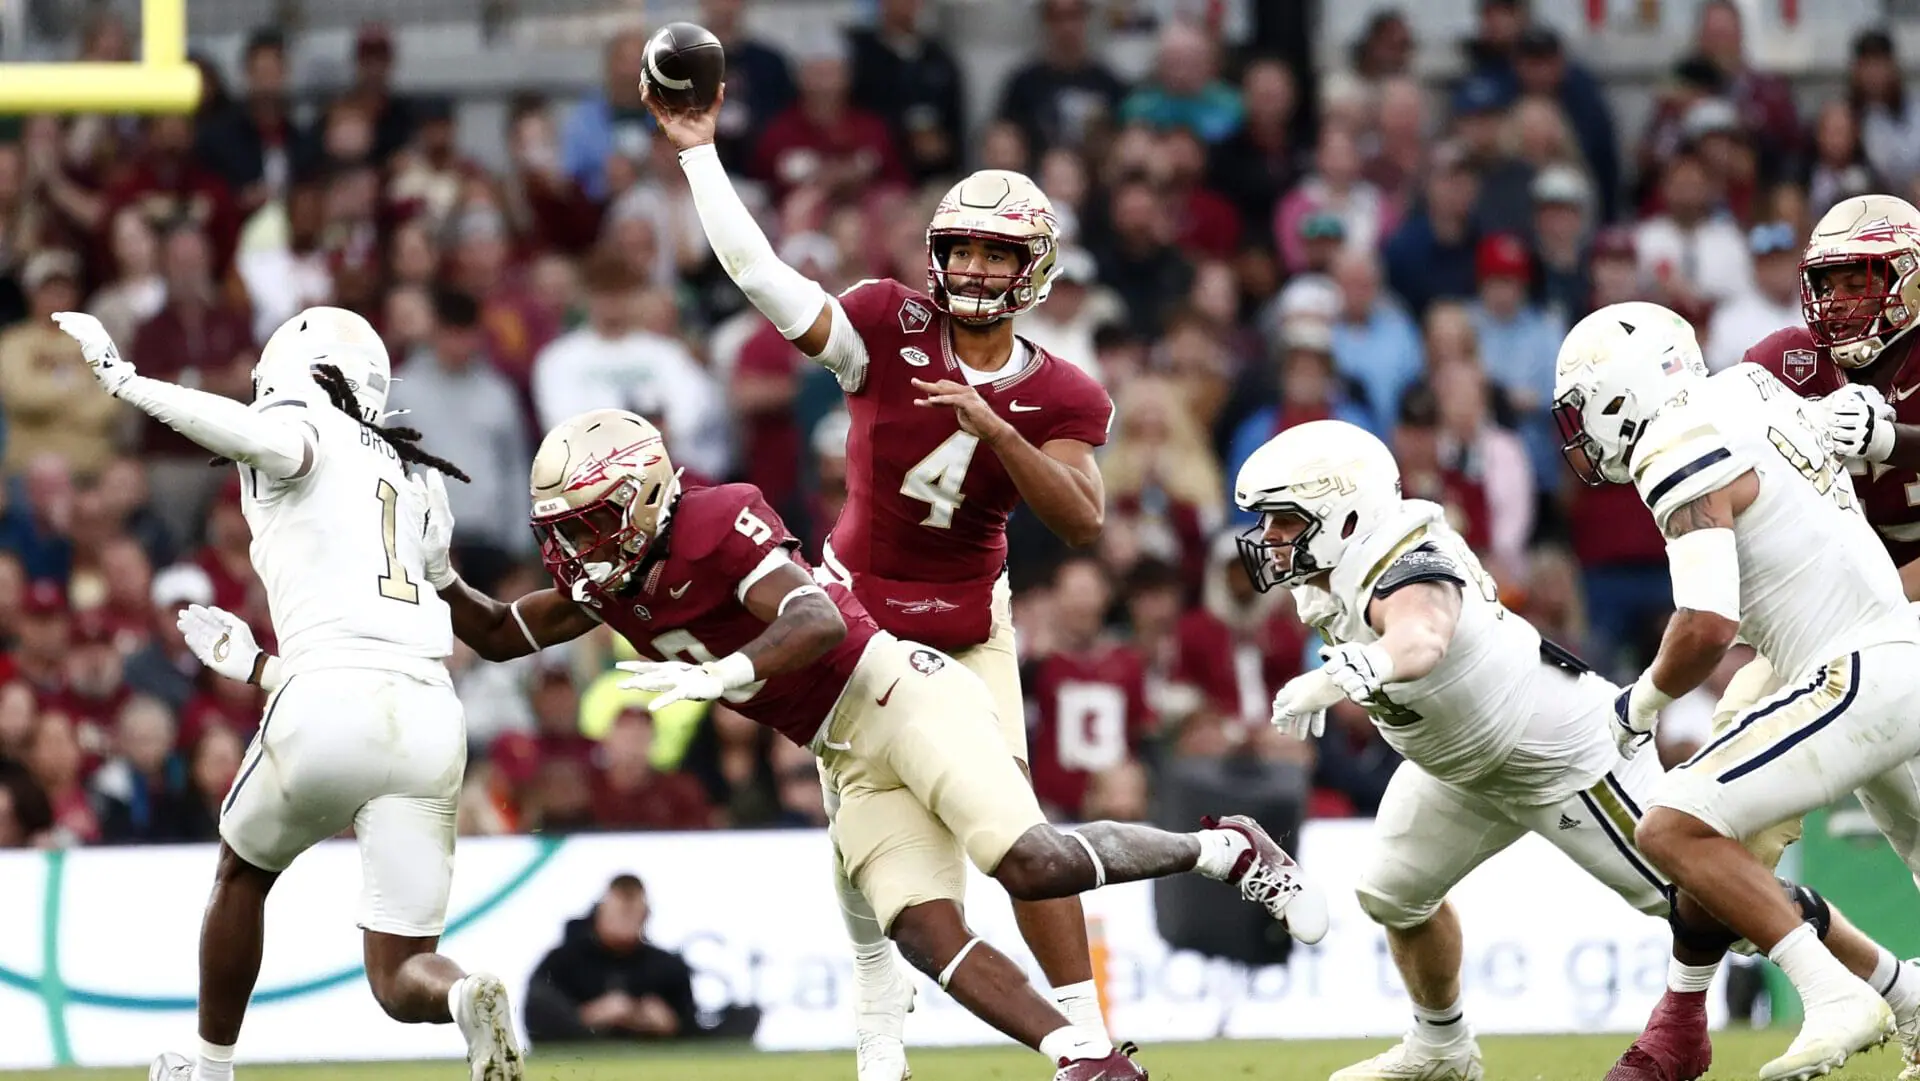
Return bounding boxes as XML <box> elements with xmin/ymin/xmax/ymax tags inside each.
<box><xmin>926</xmin><ymin>169</ymin><xmax>1061</xmax><ymax>323</ymax></box>
<box><xmin>1232</xmin><ymin>420</ymin><xmax>1402</xmax><ymax>592</ymax></box>
<box><xmin>256</xmin><ymin>306</ymin><xmax>392</xmax><ymax>423</ymax></box>
<box><xmin>1551</xmin><ymin>301</ymin><xmax>1705</xmax><ymax>486</ymax></box>
<box><xmin>1801</xmin><ymin>193</ymin><xmax>1920</xmax><ymax>368</ymax></box>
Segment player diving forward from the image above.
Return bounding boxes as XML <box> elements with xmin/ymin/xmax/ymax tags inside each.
<box><xmin>1237</xmin><ymin>353</ymin><xmax>1917</xmax><ymax>1079</ymax></box>
<box><xmin>647</xmin><ymin>82</ymin><xmax>1118</xmax><ymax>1079</ymax></box>
<box><xmin>50</xmin><ymin>309</ymin><xmax>523</xmax><ymax>1081</ymax></box>
<box><xmin>1554</xmin><ymin>301</ymin><xmax>1920</xmax><ymax>1081</ymax></box>
<box><xmin>186</xmin><ymin>407</ymin><xmax>1328</xmax><ymax>1081</ymax></box>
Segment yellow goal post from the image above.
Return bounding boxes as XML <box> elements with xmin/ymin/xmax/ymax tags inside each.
<box><xmin>0</xmin><ymin>0</ymin><xmax>201</xmax><ymax>113</ymax></box>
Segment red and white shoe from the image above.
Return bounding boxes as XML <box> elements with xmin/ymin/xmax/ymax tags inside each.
<box><xmin>1202</xmin><ymin>814</ymin><xmax>1328</xmax><ymax>944</ymax></box>
<box><xmin>1054</xmin><ymin>1042</ymin><xmax>1147</xmax><ymax>1080</ymax></box>
<box><xmin>1605</xmin><ymin>990</ymin><xmax>1713</xmax><ymax>1081</ymax></box>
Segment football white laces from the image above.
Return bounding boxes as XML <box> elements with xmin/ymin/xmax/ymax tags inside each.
<box><xmin>1237</xmin><ymin>857</ymin><xmax>1302</xmax><ymax>912</ymax></box>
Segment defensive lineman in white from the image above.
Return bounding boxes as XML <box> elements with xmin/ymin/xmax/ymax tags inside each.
<box><xmin>1237</xmin><ymin>398</ymin><xmax>1920</xmax><ymax>1081</ymax></box>
<box><xmin>1554</xmin><ymin>301</ymin><xmax>1920</xmax><ymax>1081</ymax></box>
<box><xmin>51</xmin><ymin>308</ymin><xmax>524</xmax><ymax>1081</ymax></box>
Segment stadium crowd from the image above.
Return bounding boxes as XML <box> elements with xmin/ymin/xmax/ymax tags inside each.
<box><xmin>0</xmin><ymin>0</ymin><xmax>1889</xmax><ymax>850</ymax></box>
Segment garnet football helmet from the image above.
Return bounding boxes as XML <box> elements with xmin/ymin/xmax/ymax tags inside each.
<box><xmin>926</xmin><ymin>169</ymin><xmax>1061</xmax><ymax>324</ymax></box>
<box><xmin>1801</xmin><ymin>193</ymin><xmax>1920</xmax><ymax>368</ymax></box>
<box><xmin>1551</xmin><ymin>301</ymin><xmax>1704</xmax><ymax>486</ymax></box>
<box><xmin>529</xmin><ymin>409</ymin><xmax>680</xmax><ymax>595</ymax></box>
<box><xmin>1232</xmin><ymin>420</ymin><xmax>1402</xmax><ymax>592</ymax></box>
<box><xmin>256</xmin><ymin>306</ymin><xmax>392</xmax><ymax>422</ymax></box>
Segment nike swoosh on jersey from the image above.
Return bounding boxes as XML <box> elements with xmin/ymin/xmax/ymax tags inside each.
<box><xmin>1009</xmin><ymin>401</ymin><xmax>1041</xmax><ymax>412</ymax></box>
<box><xmin>669</xmin><ymin>582</ymin><xmax>691</xmax><ymax>599</ymax></box>
<box><xmin>876</xmin><ymin>678</ymin><xmax>899</xmax><ymax>707</ymax></box>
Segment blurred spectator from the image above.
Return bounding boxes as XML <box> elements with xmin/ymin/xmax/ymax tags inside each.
<box><xmin>180</xmin><ymin>723</ymin><xmax>241</xmax><ymax>840</ymax></box>
<box><xmin>1227</xmin><ymin>319</ymin><xmax>1375</xmax><ymax>510</ymax></box>
<box><xmin>194</xmin><ymin>28</ymin><xmax>315</xmax><ymax>212</ymax></box>
<box><xmin>1384</xmin><ymin>143</ymin><xmax>1481</xmax><ymax>318</ymax></box>
<box><xmin>564</xmin><ymin>30</ymin><xmax>651</xmax><ymax>202</ymax></box>
<box><xmin>1517</xmin><ymin>546</ymin><xmax>1590</xmax><ymax>659</ymax></box>
<box><xmin>848</xmin><ymin>0</ymin><xmax>966</xmax><ymax>184</ymax></box>
<box><xmin>1330</xmin><ymin>249</ymin><xmax>1421</xmax><ymax>434</ymax></box>
<box><xmin>524</xmin><ymin>874</ymin><xmax>698</xmax><ymax>1044</ymax></box>
<box><xmin>1511</xmin><ymin>25</ymin><xmax>1620</xmax><ymax>223</ymax></box>
<box><xmin>1021</xmin><ymin>247</ymin><xmax>1112</xmax><ymax>383</ymax></box>
<box><xmin>1177</xmin><ymin>535</ymin><xmax>1310</xmax><ymax>732</ymax></box>
<box><xmin>1351</xmin><ymin>10</ymin><xmax>1415</xmax><ymax>85</ymax></box>
<box><xmin>389</xmin><ymin>288</ymin><xmax>532</xmax><ymax>592</ymax></box>
<box><xmin>0</xmin><ymin>463</ymin><xmax>75</xmax><ymax>585</ymax></box>
<box><xmin>0</xmin><ymin>251</ymin><xmax>122</xmax><ymax>476</ymax></box>
<box><xmin>444</xmin><ymin>206</ymin><xmax>557</xmax><ymax>392</ymax></box>
<box><xmin>1432</xmin><ymin>356</ymin><xmax>1534</xmax><ymax>581</ymax></box>
<box><xmin>1274</xmin><ymin>126</ymin><xmax>1395</xmax><ymax>275</ymax></box>
<box><xmin>1850</xmin><ymin>29</ymin><xmax>1920</xmax><ymax>195</ymax></box>
<box><xmin>1206</xmin><ymin>57</ymin><xmax>1302</xmax><ymax>232</ymax></box>
<box><xmin>1805</xmin><ymin>100</ymin><xmax>1881</xmax><ymax>215</ymax></box>
<box><xmin>1366</xmin><ymin>77</ymin><xmax>1427</xmax><ymax>212</ymax></box>
<box><xmin>1103</xmin><ymin>375</ymin><xmax>1223</xmax><ymax>590</ymax></box>
<box><xmin>753</xmin><ymin>36</ymin><xmax>908</xmax><ymax>206</ymax></box>
<box><xmin>190</xmin><ymin>479</ymin><xmax>269</xmax><ymax>639</ymax></box>
<box><xmin>86</xmin><ymin>210</ymin><xmax>165</xmax><ymax>348</ymax></box>
<box><xmin>349</xmin><ymin>22</ymin><xmax>422</xmax><ymax>162</ymax></box>
<box><xmin>101</xmin><ymin>114</ymin><xmax>240</xmax><ymax>273</ymax></box>
<box><xmin>1459</xmin><ymin>0</ymin><xmax>1529</xmax><ymax>82</ymax></box>
<box><xmin>386</xmin><ymin>97</ymin><xmax>480</xmax><ymax>234</ymax></box>
<box><xmin>1636</xmin><ymin>151</ymin><xmax>1752</xmax><ymax>309</ymax></box>
<box><xmin>1705</xmin><ymin>222</ymin><xmax>1804</xmax><ymax>373</ymax></box>
<box><xmin>1687</xmin><ymin>0</ymin><xmax>1801</xmax><ymax>179</ymax></box>
<box><xmin>1684</xmin><ymin>98</ymin><xmax>1760</xmax><ymax>228</ymax></box>
<box><xmin>1026</xmin><ymin>557</ymin><xmax>1154</xmax><ymax>821</ymax></box>
<box><xmin>98</xmin><ymin>454</ymin><xmax>174</xmax><ymax>571</ymax></box>
<box><xmin>0</xmin><ymin>680</ymin><xmax>35</xmax><ymax>760</ymax></box>
<box><xmin>27</xmin><ymin>711</ymin><xmax>98</xmax><ymax>845</ymax></box>
<box><xmin>505</xmin><ymin>96</ymin><xmax>601</xmax><ymax>257</ymax></box>
<box><xmin>591</xmin><ymin>709</ymin><xmax>716</xmax><ymax>831</ymax></box>
<box><xmin>533</xmin><ymin>253</ymin><xmax>728</xmax><ymax>480</ymax></box>
<box><xmin>700</xmin><ymin>0</ymin><xmax>797</xmax><ymax>174</ymax></box>
<box><xmin>0</xmin><ymin>758</ymin><xmax>53</xmax><ymax>848</ymax></box>
<box><xmin>1476</xmin><ymin>96</ymin><xmax>1584</xmax><ymax>239</ymax></box>
<box><xmin>806</xmin><ymin>410</ymin><xmax>850</xmax><ymax>554</ymax></box>
<box><xmin>1155</xmin><ymin>127</ymin><xmax>1241</xmax><ymax>260</ymax></box>
<box><xmin>730</xmin><ymin>235</ymin><xmax>846</xmax><ymax>518</ymax></box>
<box><xmin>1120</xmin><ymin>20</ymin><xmax>1242</xmax><ymax>144</ymax></box>
<box><xmin>121</xmin><ymin>563</ymin><xmax>211</xmax><ymax>713</ymax></box>
<box><xmin>1449</xmin><ymin>72</ymin><xmax>1514</xmax><ymax>179</ymax></box>
<box><xmin>1093</xmin><ymin>179</ymin><xmax>1195</xmax><ymax>338</ymax></box>
<box><xmin>1314</xmin><ymin>700</ymin><xmax>1399</xmax><ymax>816</ymax></box>
<box><xmin>1588</xmin><ymin>226</ymin><xmax>1646</xmax><ymax>311</ymax></box>
<box><xmin>997</xmin><ymin>0</ymin><xmax>1127</xmax><ymax>154</ymax></box>
<box><xmin>0</xmin><ymin>144</ymin><xmax>35</xmax><ymax>326</ymax></box>
<box><xmin>91</xmin><ymin>695</ymin><xmax>192</xmax><ymax>844</ymax></box>
<box><xmin>1468</xmin><ymin>233</ymin><xmax>1563</xmax><ymax>490</ymax></box>
<box><xmin>1393</xmin><ymin>380</ymin><xmax>1491</xmax><ymax>554</ymax></box>
<box><xmin>236</xmin><ymin>173</ymin><xmax>334</xmax><ymax>342</ymax></box>
<box><xmin>1531</xmin><ymin>165</ymin><xmax>1594</xmax><ymax>326</ymax></box>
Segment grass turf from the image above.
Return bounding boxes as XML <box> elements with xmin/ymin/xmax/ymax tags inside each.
<box><xmin>17</xmin><ymin>1029</ymin><xmax>1911</xmax><ymax>1081</ymax></box>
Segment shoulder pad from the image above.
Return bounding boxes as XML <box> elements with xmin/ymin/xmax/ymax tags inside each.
<box><xmin>1631</xmin><ymin>407</ymin><xmax>1746</xmax><ymax>529</ymax></box>
<box><xmin>1372</xmin><ymin>543</ymin><xmax>1467</xmax><ymax>600</ymax></box>
<box><xmin>1328</xmin><ymin>501</ymin><xmax>1450</xmax><ymax>606</ymax></box>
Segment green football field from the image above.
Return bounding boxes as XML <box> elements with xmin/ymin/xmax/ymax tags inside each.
<box><xmin>15</xmin><ymin>1031</ymin><xmax>1912</xmax><ymax>1081</ymax></box>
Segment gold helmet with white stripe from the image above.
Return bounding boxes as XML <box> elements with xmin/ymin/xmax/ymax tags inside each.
<box><xmin>926</xmin><ymin>169</ymin><xmax>1061</xmax><ymax>324</ymax></box>
<box><xmin>529</xmin><ymin>409</ymin><xmax>680</xmax><ymax>594</ymax></box>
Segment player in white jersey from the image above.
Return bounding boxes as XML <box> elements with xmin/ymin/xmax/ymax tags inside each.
<box><xmin>1238</xmin><ymin>407</ymin><xmax>1919</xmax><ymax>1081</ymax></box>
<box><xmin>51</xmin><ymin>309</ymin><xmax>522</xmax><ymax>1081</ymax></box>
<box><xmin>1554</xmin><ymin>301</ymin><xmax>1920</xmax><ymax>1081</ymax></box>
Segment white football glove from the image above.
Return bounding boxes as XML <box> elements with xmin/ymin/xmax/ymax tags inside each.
<box><xmin>51</xmin><ymin>310</ymin><xmax>135</xmax><ymax>396</ymax></box>
<box><xmin>1612</xmin><ymin>676</ymin><xmax>1668</xmax><ymax>758</ymax></box>
<box><xmin>616</xmin><ymin>660</ymin><xmax>727</xmax><ymax>710</ymax></box>
<box><xmin>1318</xmin><ymin>642</ymin><xmax>1397</xmax><ymax>707</ymax></box>
<box><xmin>411</xmin><ymin>470</ymin><xmax>457</xmax><ymax>590</ymax></box>
<box><xmin>1268</xmin><ymin>669</ymin><xmax>1345</xmax><ymax>740</ymax></box>
<box><xmin>1824</xmin><ymin>383</ymin><xmax>1897</xmax><ymax>463</ymax></box>
<box><xmin>178</xmin><ymin>603</ymin><xmax>281</xmax><ymax>689</ymax></box>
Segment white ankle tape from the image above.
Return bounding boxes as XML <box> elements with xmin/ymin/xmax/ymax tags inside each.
<box><xmin>1066</xmin><ymin>830</ymin><xmax>1106</xmax><ymax>889</ymax></box>
<box><xmin>937</xmin><ymin>937</ymin><xmax>983</xmax><ymax>989</ymax></box>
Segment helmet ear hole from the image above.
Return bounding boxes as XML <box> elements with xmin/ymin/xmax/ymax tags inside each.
<box><xmin>1341</xmin><ymin>511</ymin><xmax>1358</xmax><ymax>540</ymax></box>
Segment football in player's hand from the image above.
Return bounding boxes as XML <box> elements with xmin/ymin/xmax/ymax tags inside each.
<box><xmin>641</xmin><ymin>22</ymin><xmax>724</xmax><ymax>110</ymax></box>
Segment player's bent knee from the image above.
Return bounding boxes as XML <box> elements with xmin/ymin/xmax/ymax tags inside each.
<box><xmin>992</xmin><ymin>829</ymin><xmax>1076</xmax><ymax>902</ymax></box>
<box><xmin>1355</xmin><ymin>883</ymin><xmax>1440</xmax><ymax>930</ymax></box>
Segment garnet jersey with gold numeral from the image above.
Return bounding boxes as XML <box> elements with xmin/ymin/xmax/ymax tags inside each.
<box><xmin>823</xmin><ymin>278</ymin><xmax>1112</xmax><ymax>649</ymax></box>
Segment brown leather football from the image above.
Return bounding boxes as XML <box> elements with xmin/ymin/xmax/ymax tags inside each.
<box><xmin>641</xmin><ymin>22</ymin><xmax>724</xmax><ymax>110</ymax></box>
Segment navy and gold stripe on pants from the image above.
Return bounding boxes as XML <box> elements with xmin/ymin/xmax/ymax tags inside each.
<box><xmin>1681</xmin><ymin>654</ymin><xmax>1859</xmax><ymax>783</ymax></box>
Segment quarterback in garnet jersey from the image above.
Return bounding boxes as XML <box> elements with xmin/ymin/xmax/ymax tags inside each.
<box><xmin>421</xmin><ymin>407</ymin><xmax>1322</xmax><ymax>1081</ymax></box>
<box><xmin>654</xmin><ymin>81</ymin><xmax>1119</xmax><ymax>1078</ymax></box>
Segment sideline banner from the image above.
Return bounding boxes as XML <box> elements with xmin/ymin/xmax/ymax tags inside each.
<box><xmin>0</xmin><ymin>821</ymin><xmax>1711</xmax><ymax>1068</ymax></box>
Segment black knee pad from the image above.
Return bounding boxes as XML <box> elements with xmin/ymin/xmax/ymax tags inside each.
<box><xmin>1669</xmin><ymin>892</ymin><xmax>1742</xmax><ymax>955</ymax></box>
<box><xmin>1781</xmin><ymin>878</ymin><xmax>1833</xmax><ymax>940</ymax></box>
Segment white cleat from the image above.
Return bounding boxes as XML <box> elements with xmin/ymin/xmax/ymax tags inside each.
<box><xmin>1759</xmin><ymin>987</ymin><xmax>1895</xmax><ymax>1081</ymax></box>
<box><xmin>1895</xmin><ymin>960</ymin><xmax>1920</xmax><ymax>1081</ymax></box>
<box><xmin>1204</xmin><ymin>813</ymin><xmax>1329</xmax><ymax>943</ymax></box>
<box><xmin>854</xmin><ymin>962</ymin><xmax>916</xmax><ymax>1081</ymax></box>
<box><xmin>149</xmin><ymin>1052</ymin><xmax>194</xmax><ymax>1081</ymax></box>
<box><xmin>453</xmin><ymin>972</ymin><xmax>525</xmax><ymax>1081</ymax></box>
<box><xmin>1329</xmin><ymin>1034</ymin><xmax>1484</xmax><ymax>1081</ymax></box>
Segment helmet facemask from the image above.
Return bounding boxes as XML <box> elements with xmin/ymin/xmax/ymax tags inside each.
<box><xmin>1803</xmin><ymin>252</ymin><xmax>1918</xmax><ymax>368</ymax></box>
<box><xmin>532</xmin><ymin>469</ymin><xmax>679</xmax><ymax>598</ymax></box>
<box><xmin>928</xmin><ymin>231</ymin><xmax>1052</xmax><ymax>324</ymax></box>
<box><xmin>1553</xmin><ymin>385</ymin><xmax>1643</xmax><ymax>486</ymax></box>
<box><xmin>1236</xmin><ymin>506</ymin><xmax>1328</xmax><ymax>593</ymax></box>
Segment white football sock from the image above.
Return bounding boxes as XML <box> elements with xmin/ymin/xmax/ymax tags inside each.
<box><xmin>446</xmin><ymin>975</ymin><xmax>468</xmax><ymax>1023</ymax></box>
<box><xmin>1874</xmin><ymin>950</ymin><xmax>1920</xmax><ymax>1016</ymax></box>
<box><xmin>1668</xmin><ymin>958</ymin><xmax>1719</xmax><ymax>994</ymax></box>
<box><xmin>1053</xmin><ymin>979</ymin><xmax>1107</xmax><ymax>1032</ymax></box>
<box><xmin>1411</xmin><ymin>997</ymin><xmax>1468</xmax><ymax>1048</ymax></box>
<box><xmin>1191</xmin><ymin>828</ymin><xmax>1251</xmax><ymax>880</ymax></box>
<box><xmin>194</xmin><ymin>1040</ymin><xmax>235</xmax><ymax>1081</ymax></box>
<box><xmin>835</xmin><ymin>862</ymin><xmax>898</xmax><ymax>990</ymax></box>
<box><xmin>1770</xmin><ymin>922</ymin><xmax>1859</xmax><ymax>1007</ymax></box>
<box><xmin>1038</xmin><ymin>1024</ymin><xmax>1113</xmax><ymax>1063</ymax></box>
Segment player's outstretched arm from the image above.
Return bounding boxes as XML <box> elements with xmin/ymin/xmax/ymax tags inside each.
<box><xmin>645</xmin><ymin>84</ymin><xmax>861</xmax><ymax>381</ymax></box>
<box><xmin>441</xmin><ymin>580</ymin><xmax>599</xmax><ymax>662</ymax></box>
<box><xmin>1363</xmin><ymin>580</ymin><xmax>1463</xmax><ymax>684</ymax></box>
<box><xmin>52</xmin><ymin>312</ymin><xmax>312</xmax><ymax>480</ymax></box>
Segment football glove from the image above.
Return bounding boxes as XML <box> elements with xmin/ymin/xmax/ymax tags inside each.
<box><xmin>51</xmin><ymin>311</ymin><xmax>134</xmax><ymax>396</ymax></box>
<box><xmin>411</xmin><ymin>469</ymin><xmax>457</xmax><ymax>590</ymax></box>
<box><xmin>178</xmin><ymin>604</ymin><xmax>281</xmax><ymax>690</ymax></box>
<box><xmin>616</xmin><ymin>653</ymin><xmax>755</xmax><ymax>710</ymax></box>
<box><xmin>1268</xmin><ymin>669</ymin><xmax>1344</xmax><ymax>740</ymax></box>
<box><xmin>1318</xmin><ymin>642</ymin><xmax>1397</xmax><ymax>706</ymax></box>
<box><xmin>1612</xmin><ymin>674</ymin><xmax>1669</xmax><ymax>758</ymax></box>
<box><xmin>1824</xmin><ymin>382</ymin><xmax>1897</xmax><ymax>463</ymax></box>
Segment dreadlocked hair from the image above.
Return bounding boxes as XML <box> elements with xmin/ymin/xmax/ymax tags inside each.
<box><xmin>311</xmin><ymin>363</ymin><xmax>472</xmax><ymax>482</ymax></box>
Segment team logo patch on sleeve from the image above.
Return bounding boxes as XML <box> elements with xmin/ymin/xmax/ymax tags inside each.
<box><xmin>909</xmin><ymin>648</ymin><xmax>946</xmax><ymax>675</ymax></box>
<box><xmin>899</xmin><ymin>299</ymin><xmax>931</xmax><ymax>335</ymax></box>
<box><xmin>1783</xmin><ymin>349</ymin><xmax>1817</xmax><ymax>386</ymax></box>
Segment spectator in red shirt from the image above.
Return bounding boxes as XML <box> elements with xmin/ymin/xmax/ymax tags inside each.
<box><xmin>505</xmin><ymin>94</ymin><xmax>603</xmax><ymax>256</ymax></box>
<box><xmin>26</xmin><ymin>710</ymin><xmax>97</xmax><ymax>844</ymax></box>
<box><xmin>1155</xmin><ymin>126</ymin><xmax>1242</xmax><ymax>260</ymax></box>
<box><xmin>1690</xmin><ymin>0</ymin><xmax>1801</xmax><ymax>180</ymax></box>
<box><xmin>15</xmin><ymin>581</ymin><xmax>70</xmax><ymax>700</ymax></box>
<box><xmin>591</xmin><ymin>709</ymin><xmax>716</xmax><ymax>832</ymax></box>
<box><xmin>61</xmin><ymin>611</ymin><xmax>127</xmax><ymax>749</ymax></box>
<box><xmin>102</xmin><ymin>114</ymin><xmax>240</xmax><ymax>273</ymax></box>
<box><xmin>191</xmin><ymin>480</ymin><xmax>270</xmax><ymax>642</ymax></box>
<box><xmin>129</xmin><ymin>223</ymin><xmax>255</xmax><ymax>468</ymax></box>
<box><xmin>752</xmin><ymin>37</ymin><xmax>908</xmax><ymax>206</ymax></box>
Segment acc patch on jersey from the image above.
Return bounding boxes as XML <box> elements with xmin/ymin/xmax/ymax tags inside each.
<box><xmin>1783</xmin><ymin>349</ymin><xmax>1818</xmax><ymax>386</ymax></box>
<box><xmin>900</xmin><ymin>346</ymin><xmax>931</xmax><ymax>367</ymax></box>
<box><xmin>909</xmin><ymin>648</ymin><xmax>946</xmax><ymax>675</ymax></box>
<box><xmin>899</xmin><ymin>298</ymin><xmax>931</xmax><ymax>335</ymax></box>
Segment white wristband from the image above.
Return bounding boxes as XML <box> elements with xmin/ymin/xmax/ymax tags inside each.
<box><xmin>1359</xmin><ymin>642</ymin><xmax>1397</xmax><ymax>687</ymax></box>
<box><xmin>1666</xmin><ymin>527</ymin><xmax>1741</xmax><ymax>621</ymax></box>
<box><xmin>257</xmin><ymin>654</ymin><xmax>285</xmax><ymax>693</ymax></box>
<box><xmin>706</xmin><ymin>651</ymin><xmax>756</xmax><ymax>691</ymax></box>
